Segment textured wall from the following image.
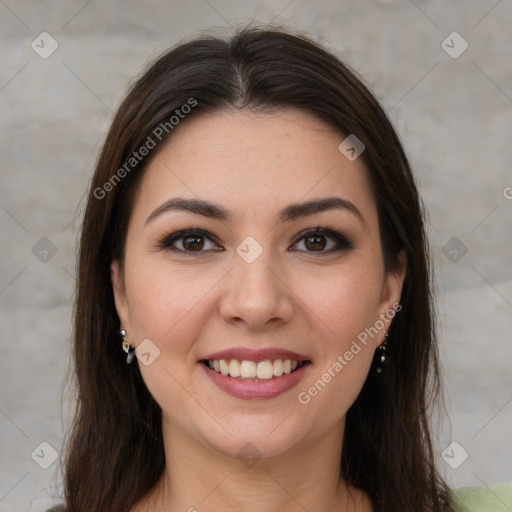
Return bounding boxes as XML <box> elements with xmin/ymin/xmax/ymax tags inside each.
<box><xmin>0</xmin><ymin>1</ymin><xmax>511</xmax><ymax>510</ymax></box>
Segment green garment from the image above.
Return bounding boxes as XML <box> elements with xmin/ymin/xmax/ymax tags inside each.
<box><xmin>451</xmin><ymin>482</ymin><xmax>512</xmax><ymax>511</ymax></box>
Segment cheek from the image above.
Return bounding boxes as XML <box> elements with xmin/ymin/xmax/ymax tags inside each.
<box><xmin>292</xmin><ymin>260</ymin><xmax>383</xmax><ymax>411</ymax></box>
<box><xmin>123</xmin><ymin>258</ymin><xmax>216</xmax><ymax>418</ymax></box>
<box><xmin>296</xmin><ymin>256</ymin><xmax>384</xmax><ymax>345</ymax></box>
<box><xmin>125</xmin><ymin>257</ymin><xmax>218</xmax><ymax>345</ymax></box>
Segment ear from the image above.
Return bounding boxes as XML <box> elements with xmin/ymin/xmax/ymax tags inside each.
<box><xmin>377</xmin><ymin>249</ymin><xmax>407</xmax><ymax>337</ymax></box>
<box><xmin>111</xmin><ymin>259</ymin><xmax>132</xmax><ymax>334</ymax></box>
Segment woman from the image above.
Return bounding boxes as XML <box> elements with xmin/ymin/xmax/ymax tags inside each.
<box><xmin>49</xmin><ymin>25</ymin><xmax>512</xmax><ymax>511</ymax></box>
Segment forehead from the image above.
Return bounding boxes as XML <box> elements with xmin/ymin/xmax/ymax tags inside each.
<box><xmin>131</xmin><ymin>108</ymin><xmax>378</xmax><ymax>227</ymax></box>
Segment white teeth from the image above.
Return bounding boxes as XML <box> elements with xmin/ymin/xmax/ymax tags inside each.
<box><xmin>257</xmin><ymin>360</ymin><xmax>274</xmax><ymax>379</ymax></box>
<box><xmin>206</xmin><ymin>358</ymin><xmax>306</xmax><ymax>379</ymax></box>
<box><xmin>273</xmin><ymin>359</ymin><xmax>283</xmax><ymax>377</ymax></box>
<box><xmin>240</xmin><ymin>360</ymin><xmax>257</xmax><ymax>378</ymax></box>
<box><xmin>219</xmin><ymin>359</ymin><xmax>229</xmax><ymax>376</ymax></box>
<box><xmin>229</xmin><ymin>359</ymin><xmax>241</xmax><ymax>377</ymax></box>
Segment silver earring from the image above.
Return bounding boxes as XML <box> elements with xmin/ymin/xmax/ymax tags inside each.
<box><xmin>120</xmin><ymin>330</ymin><xmax>135</xmax><ymax>364</ymax></box>
<box><xmin>375</xmin><ymin>330</ymin><xmax>389</xmax><ymax>374</ymax></box>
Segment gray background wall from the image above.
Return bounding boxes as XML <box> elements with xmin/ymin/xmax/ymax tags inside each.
<box><xmin>1</xmin><ymin>1</ymin><xmax>511</xmax><ymax>510</ymax></box>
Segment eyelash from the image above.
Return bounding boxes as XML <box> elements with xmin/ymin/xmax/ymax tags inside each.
<box><xmin>156</xmin><ymin>226</ymin><xmax>354</xmax><ymax>255</ymax></box>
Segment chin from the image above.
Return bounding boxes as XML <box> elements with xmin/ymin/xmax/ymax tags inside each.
<box><xmin>198</xmin><ymin>414</ymin><xmax>309</xmax><ymax>463</ymax></box>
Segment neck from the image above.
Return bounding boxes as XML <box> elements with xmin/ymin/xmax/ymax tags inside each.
<box><xmin>135</xmin><ymin>415</ymin><xmax>372</xmax><ymax>512</ymax></box>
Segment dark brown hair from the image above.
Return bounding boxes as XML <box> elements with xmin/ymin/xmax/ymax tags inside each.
<box><xmin>61</xmin><ymin>24</ymin><xmax>455</xmax><ymax>511</ymax></box>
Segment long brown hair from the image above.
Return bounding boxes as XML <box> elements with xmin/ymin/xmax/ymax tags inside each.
<box><xmin>61</xmin><ymin>24</ymin><xmax>454</xmax><ymax>511</ymax></box>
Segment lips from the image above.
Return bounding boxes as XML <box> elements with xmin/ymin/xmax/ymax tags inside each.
<box><xmin>198</xmin><ymin>347</ymin><xmax>311</xmax><ymax>400</ymax></box>
<box><xmin>201</xmin><ymin>347</ymin><xmax>310</xmax><ymax>362</ymax></box>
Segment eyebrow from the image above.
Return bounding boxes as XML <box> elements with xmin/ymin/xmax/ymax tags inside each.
<box><xmin>145</xmin><ymin>196</ymin><xmax>364</xmax><ymax>225</ymax></box>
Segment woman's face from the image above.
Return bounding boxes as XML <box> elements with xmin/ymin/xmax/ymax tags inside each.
<box><xmin>111</xmin><ymin>108</ymin><xmax>405</xmax><ymax>461</ymax></box>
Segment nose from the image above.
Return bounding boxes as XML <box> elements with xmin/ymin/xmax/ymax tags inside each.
<box><xmin>219</xmin><ymin>250</ymin><xmax>294</xmax><ymax>331</ymax></box>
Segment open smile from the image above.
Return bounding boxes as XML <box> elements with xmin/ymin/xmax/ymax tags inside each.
<box><xmin>199</xmin><ymin>357</ymin><xmax>312</xmax><ymax>399</ymax></box>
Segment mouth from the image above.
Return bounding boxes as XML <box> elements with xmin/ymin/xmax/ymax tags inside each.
<box><xmin>199</xmin><ymin>357</ymin><xmax>312</xmax><ymax>400</ymax></box>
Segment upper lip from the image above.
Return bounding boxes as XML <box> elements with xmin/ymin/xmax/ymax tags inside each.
<box><xmin>200</xmin><ymin>347</ymin><xmax>310</xmax><ymax>362</ymax></box>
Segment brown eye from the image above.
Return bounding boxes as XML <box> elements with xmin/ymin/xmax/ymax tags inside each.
<box><xmin>158</xmin><ymin>229</ymin><xmax>222</xmax><ymax>254</ymax></box>
<box><xmin>291</xmin><ymin>227</ymin><xmax>353</xmax><ymax>253</ymax></box>
<box><xmin>304</xmin><ymin>234</ymin><xmax>327</xmax><ymax>251</ymax></box>
<box><xmin>181</xmin><ymin>235</ymin><xmax>205</xmax><ymax>251</ymax></box>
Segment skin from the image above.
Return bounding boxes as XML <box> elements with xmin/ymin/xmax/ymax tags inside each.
<box><xmin>111</xmin><ymin>108</ymin><xmax>406</xmax><ymax>512</ymax></box>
